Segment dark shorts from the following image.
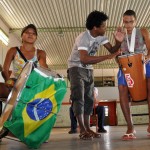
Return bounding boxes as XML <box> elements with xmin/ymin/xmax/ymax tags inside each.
<box><xmin>69</xmin><ymin>67</ymin><xmax>94</xmax><ymax>116</ymax></box>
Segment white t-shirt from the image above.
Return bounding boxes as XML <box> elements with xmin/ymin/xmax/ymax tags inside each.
<box><xmin>68</xmin><ymin>30</ymin><xmax>109</xmax><ymax>69</ymax></box>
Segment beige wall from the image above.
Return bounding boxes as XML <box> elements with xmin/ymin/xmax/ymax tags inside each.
<box><xmin>0</xmin><ymin>18</ymin><xmax>21</xmax><ymax>82</ymax></box>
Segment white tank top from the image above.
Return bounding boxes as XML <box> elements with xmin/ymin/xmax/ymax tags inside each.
<box><xmin>10</xmin><ymin>47</ymin><xmax>38</xmax><ymax>79</ymax></box>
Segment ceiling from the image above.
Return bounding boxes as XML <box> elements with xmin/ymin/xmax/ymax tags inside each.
<box><xmin>0</xmin><ymin>0</ymin><xmax>150</xmax><ymax>70</ymax></box>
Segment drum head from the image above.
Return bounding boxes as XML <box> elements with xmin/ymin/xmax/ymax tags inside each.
<box><xmin>36</xmin><ymin>66</ymin><xmax>63</xmax><ymax>78</ymax></box>
<box><xmin>0</xmin><ymin>62</ymin><xmax>33</xmax><ymax>129</ymax></box>
<box><xmin>118</xmin><ymin>52</ymin><xmax>144</xmax><ymax>58</ymax></box>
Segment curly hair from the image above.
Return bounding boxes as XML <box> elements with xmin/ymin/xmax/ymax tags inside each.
<box><xmin>86</xmin><ymin>10</ymin><xmax>108</xmax><ymax>30</ymax></box>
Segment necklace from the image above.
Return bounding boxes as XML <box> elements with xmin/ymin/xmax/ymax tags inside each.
<box><xmin>125</xmin><ymin>27</ymin><xmax>136</xmax><ymax>53</ymax></box>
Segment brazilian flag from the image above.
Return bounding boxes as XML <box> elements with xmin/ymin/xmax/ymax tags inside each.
<box><xmin>4</xmin><ymin>68</ymin><xmax>67</xmax><ymax>148</ymax></box>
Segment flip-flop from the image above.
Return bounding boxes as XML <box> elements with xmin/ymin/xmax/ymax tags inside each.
<box><xmin>122</xmin><ymin>133</ymin><xmax>136</xmax><ymax>141</ymax></box>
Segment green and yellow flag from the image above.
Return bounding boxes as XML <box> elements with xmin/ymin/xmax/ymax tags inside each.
<box><xmin>4</xmin><ymin>68</ymin><xmax>67</xmax><ymax>149</ymax></box>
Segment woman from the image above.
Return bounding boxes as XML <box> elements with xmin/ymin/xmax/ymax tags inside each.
<box><xmin>0</xmin><ymin>24</ymin><xmax>48</xmax><ymax>140</ymax></box>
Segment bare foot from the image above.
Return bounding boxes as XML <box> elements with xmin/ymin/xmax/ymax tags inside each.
<box><xmin>126</xmin><ymin>127</ymin><xmax>136</xmax><ymax>134</ymax></box>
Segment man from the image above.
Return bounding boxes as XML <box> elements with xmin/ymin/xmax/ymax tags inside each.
<box><xmin>68</xmin><ymin>10</ymin><xmax>124</xmax><ymax>140</ymax></box>
<box><xmin>68</xmin><ymin>87</ymin><xmax>107</xmax><ymax>134</ymax></box>
<box><xmin>0</xmin><ymin>24</ymin><xmax>48</xmax><ymax>140</ymax></box>
<box><xmin>93</xmin><ymin>87</ymin><xmax>107</xmax><ymax>133</ymax></box>
<box><xmin>117</xmin><ymin>10</ymin><xmax>150</xmax><ymax>140</ymax></box>
<box><xmin>68</xmin><ymin>103</ymin><xmax>78</xmax><ymax>134</ymax></box>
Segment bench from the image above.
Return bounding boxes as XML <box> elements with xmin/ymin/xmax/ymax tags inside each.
<box><xmin>131</xmin><ymin>100</ymin><xmax>149</xmax><ymax>117</ymax></box>
<box><xmin>117</xmin><ymin>100</ymin><xmax>149</xmax><ymax>125</ymax></box>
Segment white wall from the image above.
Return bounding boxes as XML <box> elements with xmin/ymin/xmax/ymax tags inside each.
<box><xmin>0</xmin><ymin>18</ymin><xmax>21</xmax><ymax>82</ymax></box>
<box><xmin>0</xmin><ymin>18</ymin><xmax>21</xmax><ymax>48</ymax></box>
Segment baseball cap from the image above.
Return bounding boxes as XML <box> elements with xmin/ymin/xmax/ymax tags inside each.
<box><xmin>21</xmin><ymin>24</ymin><xmax>37</xmax><ymax>36</ymax></box>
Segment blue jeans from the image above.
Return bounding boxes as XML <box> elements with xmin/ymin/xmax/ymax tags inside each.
<box><xmin>69</xmin><ymin>106</ymin><xmax>77</xmax><ymax>131</ymax></box>
<box><xmin>95</xmin><ymin>106</ymin><xmax>105</xmax><ymax>129</ymax></box>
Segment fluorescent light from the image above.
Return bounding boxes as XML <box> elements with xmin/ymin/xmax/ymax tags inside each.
<box><xmin>0</xmin><ymin>28</ymin><xmax>9</xmax><ymax>46</ymax></box>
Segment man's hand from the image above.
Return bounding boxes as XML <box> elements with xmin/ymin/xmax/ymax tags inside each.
<box><xmin>5</xmin><ymin>79</ymin><xmax>15</xmax><ymax>88</ymax></box>
<box><xmin>113</xmin><ymin>27</ymin><xmax>125</xmax><ymax>43</ymax></box>
<box><xmin>107</xmin><ymin>50</ymin><xmax>122</xmax><ymax>59</ymax></box>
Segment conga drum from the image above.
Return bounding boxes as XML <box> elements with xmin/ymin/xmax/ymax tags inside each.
<box><xmin>0</xmin><ymin>62</ymin><xmax>67</xmax><ymax>148</ymax></box>
<box><xmin>118</xmin><ymin>53</ymin><xmax>147</xmax><ymax>101</ymax></box>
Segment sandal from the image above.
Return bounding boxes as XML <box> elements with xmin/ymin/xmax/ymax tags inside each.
<box><xmin>122</xmin><ymin>133</ymin><xmax>136</xmax><ymax>140</ymax></box>
<box><xmin>79</xmin><ymin>132</ymin><xmax>93</xmax><ymax>140</ymax></box>
<box><xmin>0</xmin><ymin>127</ymin><xmax>9</xmax><ymax>139</ymax></box>
<box><xmin>88</xmin><ymin>130</ymin><xmax>101</xmax><ymax>138</ymax></box>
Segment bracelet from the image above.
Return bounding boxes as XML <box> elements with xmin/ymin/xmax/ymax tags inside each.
<box><xmin>6</xmin><ymin>79</ymin><xmax>14</xmax><ymax>85</ymax></box>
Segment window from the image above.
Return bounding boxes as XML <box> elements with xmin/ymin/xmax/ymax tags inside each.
<box><xmin>94</xmin><ymin>76</ymin><xmax>115</xmax><ymax>87</ymax></box>
<box><xmin>0</xmin><ymin>28</ymin><xmax>9</xmax><ymax>46</ymax></box>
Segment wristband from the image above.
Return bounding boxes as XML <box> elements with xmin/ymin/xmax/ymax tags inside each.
<box><xmin>6</xmin><ymin>79</ymin><xmax>15</xmax><ymax>85</ymax></box>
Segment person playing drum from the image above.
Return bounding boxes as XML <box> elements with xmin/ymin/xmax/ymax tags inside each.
<box><xmin>0</xmin><ymin>24</ymin><xmax>48</xmax><ymax>140</ymax></box>
<box><xmin>117</xmin><ymin>10</ymin><xmax>150</xmax><ymax>140</ymax></box>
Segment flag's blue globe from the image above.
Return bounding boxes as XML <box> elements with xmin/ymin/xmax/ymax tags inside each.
<box><xmin>26</xmin><ymin>98</ymin><xmax>53</xmax><ymax>121</ymax></box>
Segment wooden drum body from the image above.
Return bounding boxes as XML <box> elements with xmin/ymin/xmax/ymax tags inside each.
<box><xmin>118</xmin><ymin>53</ymin><xmax>147</xmax><ymax>101</ymax></box>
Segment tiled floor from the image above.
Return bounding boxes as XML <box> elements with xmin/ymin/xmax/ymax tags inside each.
<box><xmin>0</xmin><ymin>125</ymin><xmax>150</xmax><ymax>150</ymax></box>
